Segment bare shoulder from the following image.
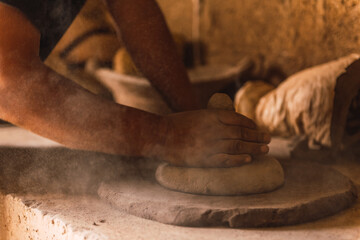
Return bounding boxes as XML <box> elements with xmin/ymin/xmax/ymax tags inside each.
<box><xmin>0</xmin><ymin>3</ymin><xmax>40</xmax><ymax>59</ymax></box>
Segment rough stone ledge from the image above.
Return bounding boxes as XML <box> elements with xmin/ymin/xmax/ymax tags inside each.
<box><xmin>0</xmin><ymin>127</ymin><xmax>360</xmax><ymax>239</ymax></box>
<box><xmin>1</xmin><ymin>192</ymin><xmax>360</xmax><ymax>240</ymax></box>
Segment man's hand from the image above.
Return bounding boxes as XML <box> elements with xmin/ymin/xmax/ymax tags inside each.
<box><xmin>155</xmin><ymin>110</ymin><xmax>271</xmax><ymax>167</ymax></box>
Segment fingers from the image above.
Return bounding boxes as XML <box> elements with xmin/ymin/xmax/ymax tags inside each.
<box><xmin>216</xmin><ymin>140</ymin><xmax>269</xmax><ymax>155</ymax></box>
<box><xmin>217</xmin><ymin>111</ymin><xmax>256</xmax><ymax>129</ymax></box>
<box><xmin>224</xmin><ymin>126</ymin><xmax>271</xmax><ymax>143</ymax></box>
<box><xmin>204</xmin><ymin>154</ymin><xmax>252</xmax><ymax>168</ymax></box>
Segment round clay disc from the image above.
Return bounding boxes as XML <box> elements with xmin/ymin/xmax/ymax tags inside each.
<box><xmin>155</xmin><ymin>155</ymin><xmax>285</xmax><ymax>196</ymax></box>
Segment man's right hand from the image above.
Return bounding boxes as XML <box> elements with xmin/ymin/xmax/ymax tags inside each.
<box><xmin>154</xmin><ymin>109</ymin><xmax>271</xmax><ymax>168</ymax></box>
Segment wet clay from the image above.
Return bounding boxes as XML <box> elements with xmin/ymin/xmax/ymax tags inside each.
<box><xmin>155</xmin><ymin>93</ymin><xmax>284</xmax><ymax>195</ymax></box>
<box><xmin>155</xmin><ymin>155</ymin><xmax>284</xmax><ymax>195</ymax></box>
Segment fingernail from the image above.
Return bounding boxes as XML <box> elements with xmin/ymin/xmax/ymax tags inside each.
<box><xmin>261</xmin><ymin>145</ymin><xmax>269</xmax><ymax>153</ymax></box>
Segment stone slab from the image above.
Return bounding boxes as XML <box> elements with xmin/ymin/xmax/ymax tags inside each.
<box><xmin>2</xmin><ymin>192</ymin><xmax>360</xmax><ymax>240</ymax></box>
<box><xmin>98</xmin><ymin>160</ymin><xmax>357</xmax><ymax>228</ymax></box>
<box><xmin>0</xmin><ymin>127</ymin><xmax>360</xmax><ymax>239</ymax></box>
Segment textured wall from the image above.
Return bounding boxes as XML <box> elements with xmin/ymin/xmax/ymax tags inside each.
<box><xmin>158</xmin><ymin>0</ymin><xmax>360</xmax><ymax>76</ymax></box>
<box><xmin>157</xmin><ymin>0</ymin><xmax>193</xmax><ymax>40</ymax></box>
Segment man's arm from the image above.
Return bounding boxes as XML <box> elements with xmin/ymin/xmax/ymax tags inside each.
<box><xmin>0</xmin><ymin>3</ymin><xmax>270</xmax><ymax>167</ymax></box>
<box><xmin>103</xmin><ymin>0</ymin><xmax>201</xmax><ymax>112</ymax></box>
<box><xmin>0</xmin><ymin>3</ymin><xmax>165</xmax><ymax>156</ymax></box>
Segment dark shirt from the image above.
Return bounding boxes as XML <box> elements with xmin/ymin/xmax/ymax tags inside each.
<box><xmin>0</xmin><ymin>0</ymin><xmax>86</xmax><ymax>60</ymax></box>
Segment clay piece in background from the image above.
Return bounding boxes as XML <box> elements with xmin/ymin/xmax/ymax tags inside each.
<box><xmin>98</xmin><ymin>160</ymin><xmax>357</xmax><ymax>228</ymax></box>
<box><xmin>155</xmin><ymin>155</ymin><xmax>284</xmax><ymax>195</ymax></box>
<box><xmin>255</xmin><ymin>53</ymin><xmax>360</xmax><ymax>148</ymax></box>
<box><xmin>234</xmin><ymin>80</ymin><xmax>274</xmax><ymax>120</ymax></box>
<box><xmin>95</xmin><ymin>58</ymin><xmax>252</xmax><ymax>114</ymax></box>
<box><xmin>112</xmin><ymin>48</ymin><xmax>140</xmax><ymax>76</ymax></box>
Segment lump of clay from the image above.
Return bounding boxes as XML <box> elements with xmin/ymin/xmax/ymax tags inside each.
<box><xmin>256</xmin><ymin>53</ymin><xmax>360</xmax><ymax>148</ymax></box>
<box><xmin>156</xmin><ymin>93</ymin><xmax>284</xmax><ymax>196</ymax></box>
<box><xmin>155</xmin><ymin>155</ymin><xmax>284</xmax><ymax>196</ymax></box>
<box><xmin>234</xmin><ymin>81</ymin><xmax>274</xmax><ymax>120</ymax></box>
<box><xmin>207</xmin><ymin>93</ymin><xmax>234</xmax><ymax>110</ymax></box>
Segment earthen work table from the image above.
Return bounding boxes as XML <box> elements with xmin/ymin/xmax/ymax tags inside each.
<box><xmin>0</xmin><ymin>126</ymin><xmax>359</xmax><ymax>240</ymax></box>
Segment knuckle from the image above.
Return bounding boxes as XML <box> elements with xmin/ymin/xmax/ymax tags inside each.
<box><xmin>261</xmin><ymin>133</ymin><xmax>268</xmax><ymax>142</ymax></box>
<box><xmin>257</xmin><ymin>133</ymin><xmax>264</xmax><ymax>142</ymax></box>
<box><xmin>209</xmin><ymin>155</ymin><xmax>222</xmax><ymax>167</ymax></box>
<box><xmin>235</xmin><ymin>141</ymin><xmax>243</xmax><ymax>152</ymax></box>
<box><xmin>242</xmin><ymin>129</ymin><xmax>249</xmax><ymax>139</ymax></box>
<box><xmin>229</xmin><ymin>142</ymin><xmax>237</xmax><ymax>152</ymax></box>
<box><xmin>255</xmin><ymin>144</ymin><xmax>265</xmax><ymax>153</ymax></box>
<box><xmin>237</xmin><ymin>128</ymin><xmax>244</xmax><ymax>139</ymax></box>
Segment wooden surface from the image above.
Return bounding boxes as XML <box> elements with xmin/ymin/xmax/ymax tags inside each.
<box><xmin>98</xmin><ymin>160</ymin><xmax>357</xmax><ymax>228</ymax></box>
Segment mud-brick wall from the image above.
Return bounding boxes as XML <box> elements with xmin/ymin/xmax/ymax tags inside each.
<box><xmin>157</xmin><ymin>0</ymin><xmax>193</xmax><ymax>40</ymax></box>
<box><xmin>157</xmin><ymin>0</ymin><xmax>360</xmax><ymax>76</ymax></box>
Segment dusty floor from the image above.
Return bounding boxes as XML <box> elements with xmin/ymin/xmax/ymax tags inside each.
<box><xmin>0</xmin><ymin>126</ymin><xmax>359</xmax><ymax>240</ymax></box>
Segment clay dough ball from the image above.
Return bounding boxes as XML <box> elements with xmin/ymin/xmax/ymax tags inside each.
<box><xmin>155</xmin><ymin>155</ymin><xmax>285</xmax><ymax>196</ymax></box>
<box><xmin>207</xmin><ymin>93</ymin><xmax>234</xmax><ymax>111</ymax></box>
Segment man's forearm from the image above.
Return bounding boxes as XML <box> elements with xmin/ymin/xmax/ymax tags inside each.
<box><xmin>0</xmin><ymin>58</ymin><xmax>166</xmax><ymax>156</ymax></box>
<box><xmin>104</xmin><ymin>0</ymin><xmax>201</xmax><ymax>111</ymax></box>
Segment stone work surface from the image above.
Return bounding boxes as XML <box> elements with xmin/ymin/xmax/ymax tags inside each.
<box><xmin>99</xmin><ymin>160</ymin><xmax>357</xmax><ymax>228</ymax></box>
<box><xmin>0</xmin><ymin>127</ymin><xmax>158</xmax><ymax>195</ymax></box>
<box><xmin>0</xmin><ymin>128</ymin><xmax>360</xmax><ymax>239</ymax></box>
<box><xmin>158</xmin><ymin>0</ymin><xmax>360</xmax><ymax>76</ymax></box>
<box><xmin>0</xmin><ymin>186</ymin><xmax>360</xmax><ymax>239</ymax></box>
